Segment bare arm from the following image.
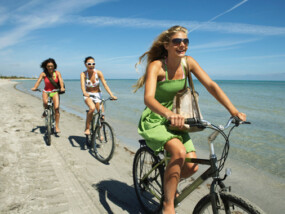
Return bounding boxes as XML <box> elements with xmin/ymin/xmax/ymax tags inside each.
<box><xmin>144</xmin><ymin>61</ymin><xmax>184</xmax><ymax>128</ymax></box>
<box><xmin>80</xmin><ymin>72</ymin><xmax>89</xmax><ymax>97</ymax></box>
<box><xmin>187</xmin><ymin>56</ymin><xmax>246</xmax><ymax>121</ymax></box>
<box><xmin>97</xmin><ymin>70</ymin><xmax>117</xmax><ymax>99</ymax></box>
<box><xmin>31</xmin><ymin>72</ymin><xmax>44</xmax><ymax>90</ymax></box>
<box><xmin>57</xmin><ymin>71</ymin><xmax>65</xmax><ymax>92</ymax></box>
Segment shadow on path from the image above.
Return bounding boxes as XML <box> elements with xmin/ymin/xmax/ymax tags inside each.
<box><xmin>93</xmin><ymin>179</ymin><xmax>144</xmax><ymax>214</ymax></box>
<box><xmin>68</xmin><ymin>135</ymin><xmax>86</xmax><ymax>150</ymax></box>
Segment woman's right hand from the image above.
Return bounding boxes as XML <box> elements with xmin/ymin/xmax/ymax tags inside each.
<box><xmin>31</xmin><ymin>87</ymin><xmax>37</xmax><ymax>91</ymax></box>
<box><xmin>167</xmin><ymin>112</ymin><xmax>185</xmax><ymax>129</ymax></box>
<box><xmin>83</xmin><ymin>92</ymin><xmax>90</xmax><ymax>97</ymax></box>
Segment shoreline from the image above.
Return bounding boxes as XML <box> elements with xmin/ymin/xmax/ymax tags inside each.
<box><xmin>1</xmin><ymin>79</ymin><xmax>284</xmax><ymax>213</ymax></box>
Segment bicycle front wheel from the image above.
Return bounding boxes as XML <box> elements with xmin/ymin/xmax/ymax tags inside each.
<box><xmin>45</xmin><ymin>110</ymin><xmax>52</xmax><ymax>145</ymax></box>
<box><xmin>92</xmin><ymin>121</ymin><xmax>115</xmax><ymax>163</ymax></box>
<box><xmin>132</xmin><ymin>146</ymin><xmax>164</xmax><ymax>214</ymax></box>
<box><xmin>193</xmin><ymin>192</ymin><xmax>265</xmax><ymax>214</ymax></box>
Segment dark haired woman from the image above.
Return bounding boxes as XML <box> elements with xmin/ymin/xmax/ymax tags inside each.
<box><xmin>31</xmin><ymin>58</ymin><xmax>65</xmax><ymax>133</ymax></box>
<box><xmin>80</xmin><ymin>56</ymin><xmax>117</xmax><ymax>135</ymax></box>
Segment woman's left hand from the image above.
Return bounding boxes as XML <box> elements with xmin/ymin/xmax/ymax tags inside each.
<box><xmin>60</xmin><ymin>87</ymin><xmax>65</xmax><ymax>92</ymax></box>
<box><xmin>111</xmin><ymin>95</ymin><xmax>117</xmax><ymax>100</ymax></box>
<box><xmin>236</xmin><ymin>112</ymin><xmax>246</xmax><ymax>121</ymax></box>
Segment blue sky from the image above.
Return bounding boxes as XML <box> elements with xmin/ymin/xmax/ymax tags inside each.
<box><xmin>0</xmin><ymin>0</ymin><xmax>285</xmax><ymax>80</ymax></box>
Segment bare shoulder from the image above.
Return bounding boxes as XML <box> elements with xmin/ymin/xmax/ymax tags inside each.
<box><xmin>40</xmin><ymin>72</ymin><xmax>46</xmax><ymax>77</ymax></box>
<box><xmin>80</xmin><ymin>71</ymin><xmax>86</xmax><ymax>75</ymax></box>
<box><xmin>185</xmin><ymin>55</ymin><xmax>196</xmax><ymax>65</ymax></box>
<box><xmin>147</xmin><ymin>60</ymin><xmax>163</xmax><ymax>75</ymax></box>
<box><xmin>96</xmin><ymin>69</ymin><xmax>103</xmax><ymax>76</ymax></box>
<box><xmin>185</xmin><ymin>55</ymin><xmax>200</xmax><ymax>70</ymax></box>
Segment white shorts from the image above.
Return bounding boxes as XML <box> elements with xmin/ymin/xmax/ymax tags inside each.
<box><xmin>84</xmin><ymin>92</ymin><xmax>102</xmax><ymax>103</ymax></box>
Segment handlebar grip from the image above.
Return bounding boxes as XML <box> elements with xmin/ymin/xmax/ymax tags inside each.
<box><xmin>231</xmin><ymin>116</ymin><xmax>251</xmax><ymax>126</ymax></box>
<box><xmin>184</xmin><ymin>118</ymin><xmax>199</xmax><ymax>125</ymax></box>
<box><xmin>243</xmin><ymin>121</ymin><xmax>251</xmax><ymax>124</ymax></box>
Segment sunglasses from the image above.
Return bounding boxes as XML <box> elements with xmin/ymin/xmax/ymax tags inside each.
<box><xmin>171</xmin><ymin>38</ymin><xmax>189</xmax><ymax>46</ymax></box>
<box><xmin>86</xmin><ymin>62</ymin><xmax>95</xmax><ymax>66</ymax></box>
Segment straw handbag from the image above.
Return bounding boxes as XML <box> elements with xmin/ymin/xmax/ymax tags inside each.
<box><xmin>169</xmin><ymin>57</ymin><xmax>204</xmax><ymax>132</ymax></box>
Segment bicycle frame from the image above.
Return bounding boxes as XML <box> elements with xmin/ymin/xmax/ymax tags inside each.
<box><xmin>89</xmin><ymin>97</ymin><xmax>110</xmax><ymax>131</ymax></box>
<box><xmin>140</xmin><ymin>148</ymin><xmax>219</xmax><ymax>207</ymax></box>
<box><xmin>139</xmin><ymin>117</ymin><xmax>246</xmax><ymax>212</ymax></box>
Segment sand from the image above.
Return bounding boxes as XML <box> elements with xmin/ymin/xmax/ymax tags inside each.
<box><xmin>0</xmin><ymin>79</ymin><xmax>283</xmax><ymax>214</ymax></box>
<box><xmin>0</xmin><ymin>79</ymin><xmax>210</xmax><ymax>213</ymax></box>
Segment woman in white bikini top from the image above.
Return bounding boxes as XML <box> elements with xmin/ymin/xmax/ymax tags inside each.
<box><xmin>85</xmin><ymin>69</ymin><xmax>100</xmax><ymax>90</ymax></box>
<box><xmin>80</xmin><ymin>56</ymin><xmax>118</xmax><ymax>135</ymax></box>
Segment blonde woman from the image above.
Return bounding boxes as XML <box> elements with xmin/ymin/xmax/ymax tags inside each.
<box><xmin>80</xmin><ymin>56</ymin><xmax>117</xmax><ymax>135</ymax></box>
<box><xmin>134</xmin><ymin>26</ymin><xmax>246</xmax><ymax>214</ymax></box>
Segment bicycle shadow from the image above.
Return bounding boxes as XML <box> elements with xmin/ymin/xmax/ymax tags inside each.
<box><xmin>68</xmin><ymin>135</ymin><xmax>86</xmax><ymax>150</ymax></box>
<box><xmin>31</xmin><ymin>126</ymin><xmax>51</xmax><ymax>146</ymax></box>
<box><xmin>92</xmin><ymin>179</ymin><xmax>144</xmax><ymax>214</ymax></box>
<box><xmin>31</xmin><ymin>126</ymin><xmax>46</xmax><ymax>134</ymax></box>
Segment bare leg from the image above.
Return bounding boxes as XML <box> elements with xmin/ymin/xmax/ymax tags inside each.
<box><xmin>163</xmin><ymin>138</ymin><xmax>186</xmax><ymax>214</ymax></box>
<box><xmin>180</xmin><ymin>152</ymin><xmax>198</xmax><ymax>179</ymax></box>
<box><xmin>42</xmin><ymin>92</ymin><xmax>48</xmax><ymax>117</ymax></box>
<box><xmin>84</xmin><ymin>98</ymin><xmax>96</xmax><ymax>135</ymax></box>
<box><xmin>98</xmin><ymin>102</ymin><xmax>104</xmax><ymax>120</ymax></box>
<box><xmin>52</xmin><ymin>93</ymin><xmax>60</xmax><ymax>133</ymax></box>
<box><xmin>163</xmin><ymin>140</ymin><xmax>199</xmax><ymax>214</ymax></box>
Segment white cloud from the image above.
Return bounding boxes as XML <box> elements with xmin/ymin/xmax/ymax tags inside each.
<box><xmin>74</xmin><ymin>16</ymin><xmax>285</xmax><ymax>36</ymax></box>
<box><xmin>0</xmin><ymin>0</ymin><xmax>109</xmax><ymax>50</ymax></box>
<box><xmin>190</xmin><ymin>38</ymin><xmax>259</xmax><ymax>50</ymax></box>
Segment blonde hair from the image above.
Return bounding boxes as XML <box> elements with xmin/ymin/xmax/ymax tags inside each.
<box><xmin>133</xmin><ymin>26</ymin><xmax>188</xmax><ymax>92</ymax></box>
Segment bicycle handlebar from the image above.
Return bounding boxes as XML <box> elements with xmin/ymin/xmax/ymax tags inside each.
<box><xmin>183</xmin><ymin>116</ymin><xmax>250</xmax><ymax>129</ymax></box>
<box><xmin>33</xmin><ymin>89</ymin><xmax>60</xmax><ymax>93</ymax></box>
<box><xmin>85</xmin><ymin>94</ymin><xmax>117</xmax><ymax>102</ymax></box>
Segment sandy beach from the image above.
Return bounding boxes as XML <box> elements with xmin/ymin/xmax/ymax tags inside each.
<box><xmin>1</xmin><ymin>79</ymin><xmax>284</xmax><ymax>214</ymax></box>
<box><xmin>0</xmin><ymin>79</ymin><xmax>210</xmax><ymax>213</ymax></box>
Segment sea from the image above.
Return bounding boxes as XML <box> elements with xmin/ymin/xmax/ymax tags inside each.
<box><xmin>16</xmin><ymin>79</ymin><xmax>285</xmax><ymax>212</ymax></box>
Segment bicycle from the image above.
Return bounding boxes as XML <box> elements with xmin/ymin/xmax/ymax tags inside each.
<box><xmin>85</xmin><ymin>95</ymin><xmax>116</xmax><ymax>163</ymax></box>
<box><xmin>35</xmin><ymin>89</ymin><xmax>59</xmax><ymax>146</ymax></box>
<box><xmin>132</xmin><ymin>117</ymin><xmax>265</xmax><ymax>214</ymax></box>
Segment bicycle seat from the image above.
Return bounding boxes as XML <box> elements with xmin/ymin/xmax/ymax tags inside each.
<box><xmin>139</xmin><ymin>139</ymin><xmax>147</xmax><ymax>146</ymax></box>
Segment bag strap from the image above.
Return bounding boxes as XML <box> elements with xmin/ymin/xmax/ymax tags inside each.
<box><xmin>181</xmin><ymin>57</ymin><xmax>195</xmax><ymax>92</ymax></box>
<box><xmin>46</xmin><ymin>71</ymin><xmax>59</xmax><ymax>89</ymax></box>
<box><xmin>181</xmin><ymin>57</ymin><xmax>202</xmax><ymax>119</ymax></box>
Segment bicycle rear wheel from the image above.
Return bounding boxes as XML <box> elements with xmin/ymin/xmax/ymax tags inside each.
<box><xmin>92</xmin><ymin>121</ymin><xmax>115</xmax><ymax>163</ymax></box>
<box><xmin>193</xmin><ymin>192</ymin><xmax>265</xmax><ymax>214</ymax></box>
<box><xmin>45</xmin><ymin>110</ymin><xmax>52</xmax><ymax>145</ymax></box>
<box><xmin>133</xmin><ymin>146</ymin><xmax>164</xmax><ymax>214</ymax></box>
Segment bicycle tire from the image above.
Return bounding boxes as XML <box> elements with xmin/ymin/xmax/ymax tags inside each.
<box><xmin>51</xmin><ymin>107</ymin><xmax>55</xmax><ymax>134</ymax></box>
<box><xmin>92</xmin><ymin>121</ymin><xmax>115</xmax><ymax>163</ymax></box>
<box><xmin>46</xmin><ymin>110</ymin><xmax>52</xmax><ymax>145</ymax></box>
<box><xmin>133</xmin><ymin>146</ymin><xmax>164</xmax><ymax>214</ymax></box>
<box><xmin>193</xmin><ymin>192</ymin><xmax>265</xmax><ymax>214</ymax></box>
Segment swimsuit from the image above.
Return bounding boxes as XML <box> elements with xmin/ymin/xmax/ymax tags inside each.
<box><xmin>85</xmin><ymin>70</ymin><xmax>100</xmax><ymax>88</ymax></box>
<box><xmin>138</xmin><ymin>61</ymin><xmax>195</xmax><ymax>154</ymax></box>
<box><xmin>84</xmin><ymin>70</ymin><xmax>102</xmax><ymax>103</ymax></box>
<box><xmin>44</xmin><ymin>71</ymin><xmax>59</xmax><ymax>92</ymax></box>
<box><xmin>84</xmin><ymin>92</ymin><xmax>102</xmax><ymax>103</ymax></box>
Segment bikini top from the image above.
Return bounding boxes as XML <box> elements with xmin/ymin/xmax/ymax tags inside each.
<box><xmin>85</xmin><ymin>69</ymin><xmax>100</xmax><ymax>88</ymax></box>
<box><xmin>160</xmin><ymin>59</ymin><xmax>185</xmax><ymax>82</ymax></box>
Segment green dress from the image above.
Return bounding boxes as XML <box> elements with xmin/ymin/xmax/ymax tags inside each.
<box><xmin>138</xmin><ymin>63</ymin><xmax>195</xmax><ymax>154</ymax></box>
